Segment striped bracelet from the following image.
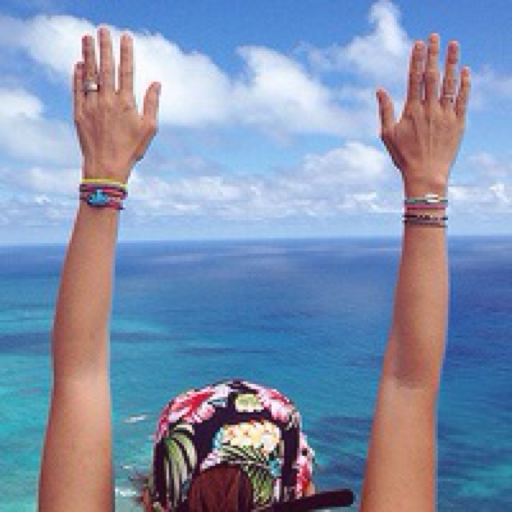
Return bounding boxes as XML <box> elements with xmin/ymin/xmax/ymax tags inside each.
<box><xmin>79</xmin><ymin>178</ymin><xmax>128</xmax><ymax>210</ymax></box>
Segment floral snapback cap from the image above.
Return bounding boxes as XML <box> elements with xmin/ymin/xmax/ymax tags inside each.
<box><xmin>149</xmin><ymin>378</ymin><xmax>316</xmax><ymax>511</ymax></box>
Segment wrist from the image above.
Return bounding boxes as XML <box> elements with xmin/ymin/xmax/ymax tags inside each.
<box><xmin>82</xmin><ymin>162</ymin><xmax>132</xmax><ymax>185</ymax></box>
<box><xmin>403</xmin><ymin>175</ymin><xmax>449</xmax><ymax>198</ymax></box>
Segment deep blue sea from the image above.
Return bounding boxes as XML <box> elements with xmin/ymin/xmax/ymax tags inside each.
<box><xmin>0</xmin><ymin>238</ymin><xmax>511</xmax><ymax>511</ymax></box>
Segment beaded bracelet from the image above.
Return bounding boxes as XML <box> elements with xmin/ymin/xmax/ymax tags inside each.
<box><xmin>403</xmin><ymin>213</ymin><xmax>448</xmax><ymax>221</ymax></box>
<box><xmin>404</xmin><ymin>193</ymin><xmax>448</xmax><ymax>205</ymax></box>
<box><xmin>403</xmin><ymin>213</ymin><xmax>447</xmax><ymax>228</ymax></box>
<box><xmin>404</xmin><ymin>217</ymin><xmax>447</xmax><ymax>228</ymax></box>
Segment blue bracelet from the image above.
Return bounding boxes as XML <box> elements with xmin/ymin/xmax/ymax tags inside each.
<box><xmin>86</xmin><ymin>189</ymin><xmax>110</xmax><ymax>206</ymax></box>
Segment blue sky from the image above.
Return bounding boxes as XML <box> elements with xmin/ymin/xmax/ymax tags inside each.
<box><xmin>1</xmin><ymin>0</ymin><xmax>511</xmax><ymax>243</ymax></box>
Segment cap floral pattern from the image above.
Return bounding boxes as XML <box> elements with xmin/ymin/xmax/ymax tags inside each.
<box><xmin>150</xmin><ymin>379</ymin><xmax>314</xmax><ymax>511</ymax></box>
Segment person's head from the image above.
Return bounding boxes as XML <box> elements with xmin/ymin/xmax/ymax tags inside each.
<box><xmin>140</xmin><ymin>379</ymin><xmax>353</xmax><ymax>511</ymax></box>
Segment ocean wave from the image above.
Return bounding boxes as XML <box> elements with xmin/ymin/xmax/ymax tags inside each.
<box><xmin>115</xmin><ymin>486</ymin><xmax>137</xmax><ymax>498</ymax></box>
<box><xmin>124</xmin><ymin>414</ymin><xmax>149</xmax><ymax>424</ymax></box>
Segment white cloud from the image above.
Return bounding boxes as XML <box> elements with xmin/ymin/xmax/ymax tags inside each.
<box><xmin>232</xmin><ymin>46</ymin><xmax>358</xmax><ymax>135</ymax></box>
<box><xmin>121</xmin><ymin>141</ymin><xmax>394</xmax><ymax>222</ymax></box>
<box><xmin>0</xmin><ymin>88</ymin><xmax>43</xmax><ymax>119</ymax></box>
<box><xmin>0</xmin><ymin>87</ymin><xmax>76</xmax><ymax>164</ymax></box>
<box><xmin>3</xmin><ymin>145</ymin><xmax>512</xmax><ymax>237</ymax></box>
<box><xmin>450</xmin><ymin>183</ymin><xmax>512</xmax><ymax>210</ymax></box>
<box><xmin>0</xmin><ymin>14</ymin><xmax>88</xmax><ymax>81</ymax></box>
<box><xmin>301</xmin><ymin>142</ymin><xmax>388</xmax><ymax>186</ymax></box>
<box><xmin>466</xmin><ymin>152</ymin><xmax>512</xmax><ymax>182</ymax></box>
<box><xmin>449</xmin><ymin>154</ymin><xmax>512</xmax><ymax>212</ymax></box>
<box><xmin>0</xmin><ymin>141</ymin><xmax>393</xmax><ymax>228</ymax></box>
<box><xmin>135</xmin><ymin>34</ymin><xmax>232</xmax><ymax>126</ymax></box>
<box><xmin>306</xmin><ymin>0</ymin><xmax>411</xmax><ymax>84</ymax></box>
<box><xmin>0</xmin><ymin>165</ymin><xmax>78</xmax><ymax>196</ymax></box>
<box><xmin>470</xmin><ymin>68</ymin><xmax>512</xmax><ymax>110</ymax></box>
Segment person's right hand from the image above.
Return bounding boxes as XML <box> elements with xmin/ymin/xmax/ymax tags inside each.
<box><xmin>376</xmin><ymin>33</ymin><xmax>470</xmax><ymax>197</ymax></box>
<box><xmin>73</xmin><ymin>27</ymin><xmax>161</xmax><ymax>184</ymax></box>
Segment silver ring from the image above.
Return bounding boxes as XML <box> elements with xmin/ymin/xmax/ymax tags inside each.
<box><xmin>442</xmin><ymin>93</ymin><xmax>456</xmax><ymax>103</ymax></box>
<box><xmin>83</xmin><ymin>79</ymin><xmax>100</xmax><ymax>94</ymax></box>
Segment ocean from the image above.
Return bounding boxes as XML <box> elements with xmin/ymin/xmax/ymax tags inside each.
<box><xmin>0</xmin><ymin>238</ymin><xmax>510</xmax><ymax>511</ymax></box>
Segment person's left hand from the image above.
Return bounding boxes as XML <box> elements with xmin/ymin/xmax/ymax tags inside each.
<box><xmin>376</xmin><ymin>34</ymin><xmax>470</xmax><ymax>197</ymax></box>
<box><xmin>73</xmin><ymin>27</ymin><xmax>160</xmax><ymax>184</ymax></box>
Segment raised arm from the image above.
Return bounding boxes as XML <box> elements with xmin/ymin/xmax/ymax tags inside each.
<box><xmin>39</xmin><ymin>28</ymin><xmax>160</xmax><ymax>512</ymax></box>
<box><xmin>360</xmin><ymin>34</ymin><xmax>470</xmax><ymax>511</ymax></box>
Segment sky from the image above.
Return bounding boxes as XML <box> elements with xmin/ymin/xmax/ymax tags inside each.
<box><xmin>1</xmin><ymin>0</ymin><xmax>512</xmax><ymax>244</ymax></box>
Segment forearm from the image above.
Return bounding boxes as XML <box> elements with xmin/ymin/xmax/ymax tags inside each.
<box><xmin>362</xmin><ymin>35</ymin><xmax>468</xmax><ymax>512</ymax></box>
<box><xmin>386</xmin><ymin>207</ymin><xmax>448</xmax><ymax>392</ymax></box>
<box><xmin>361</xmin><ymin>188</ymin><xmax>449</xmax><ymax>512</ymax></box>
<box><xmin>39</xmin><ymin>28</ymin><xmax>159</xmax><ymax>511</ymax></box>
<box><xmin>52</xmin><ymin>202</ymin><xmax>119</xmax><ymax>382</ymax></box>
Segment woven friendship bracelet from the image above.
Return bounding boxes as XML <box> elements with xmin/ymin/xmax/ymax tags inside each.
<box><xmin>80</xmin><ymin>189</ymin><xmax>124</xmax><ymax>210</ymax></box>
<box><xmin>403</xmin><ymin>213</ymin><xmax>448</xmax><ymax>222</ymax></box>
<box><xmin>404</xmin><ymin>217</ymin><xmax>447</xmax><ymax>228</ymax></box>
<box><xmin>79</xmin><ymin>178</ymin><xmax>128</xmax><ymax>210</ymax></box>
<box><xmin>79</xmin><ymin>185</ymin><xmax>127</xmax><ymax>199</ymax></box>
<box><xmin>81</xmin><ymin>177</ymin><xmax>128</xmax><ymax>190</ymax></box>
<box><xmin>404</xmin><ymin>203</ymin><xmax>448</xmax><ymax>211</ymax></box>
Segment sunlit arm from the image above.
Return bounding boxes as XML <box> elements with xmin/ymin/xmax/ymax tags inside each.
<box><xmin>38</xmin><ymin>26</ymin><xmax>159</xmax><ymax>512</ymax></box>
<box><xmin>361</xmin><ymin>33</ymin><xmax>470</xmax><ymax>512</ymax></box>
<box><xmin>39</xmin><ymin>205</ymin><xmax>118</xmax><ymax>511</ymax></box>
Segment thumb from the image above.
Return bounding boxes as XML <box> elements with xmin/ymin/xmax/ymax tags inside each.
<box><xmin>376</xmin><ymin>88</ymin><xmax>395</xmax><ymax>141</ymax></box>
<box><xmin>142</xmin><ymin>82</ymin><xmax>161</xmax><ymax>132</ymax></box>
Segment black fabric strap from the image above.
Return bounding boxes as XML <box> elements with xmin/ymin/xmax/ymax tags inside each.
<box><xmin>259</xmin><ymin>489</ymin><xmax>355</xmax><ymax>511</ymax></box>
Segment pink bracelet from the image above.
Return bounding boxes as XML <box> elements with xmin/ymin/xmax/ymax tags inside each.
<box><xmin>404</xmin><ymin>203</ymin><xmax>448</xmax><ymax>211</ymax></box>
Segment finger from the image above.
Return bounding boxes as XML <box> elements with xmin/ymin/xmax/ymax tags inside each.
<box><xmin>82</xmin><ymin>34</ymin><xmax>99</xmax><ymax>82</ymax></box>
<box><xmin>455</xmin><ymin>67</ymin><xmax>471</xmax><ymax>120</ymax></box>
<box><xmin>424</xmin><ymin>33</ymin><xmax>440</xmax><ymax>104</ymax></box>
<box><xmin>376</xmin><ymin>88</ymin><xmax>395</xmax><ymax>139</ymax></box>
<box><xmin>98</xmin><ymin>26</ymin><xmax>115</xmax><ymax>93</ymax></box>
<box><xmin>73</xmin><ymin>62</ymin><xmax>85</xmax><ymax>119</ymax></box>
<box><xmin>406</xmin><ymin>41</ymin><xmax>425</xmax><ymax>105</ymax></box>
<box><xmin>119</xmin><ymin>33</ymin><xmax>135</xmax><ymax>101</ymax></box>
<box><xmin>440</xmin><ymin>41</ymin><xmax>459</xmax><ymax>109</ymax></box>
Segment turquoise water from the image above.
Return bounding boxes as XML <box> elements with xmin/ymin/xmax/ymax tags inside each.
<box><xmin>0</xmin><ymin>238</ymin><xmax>510</xmax><ymax>510</ymax></box>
